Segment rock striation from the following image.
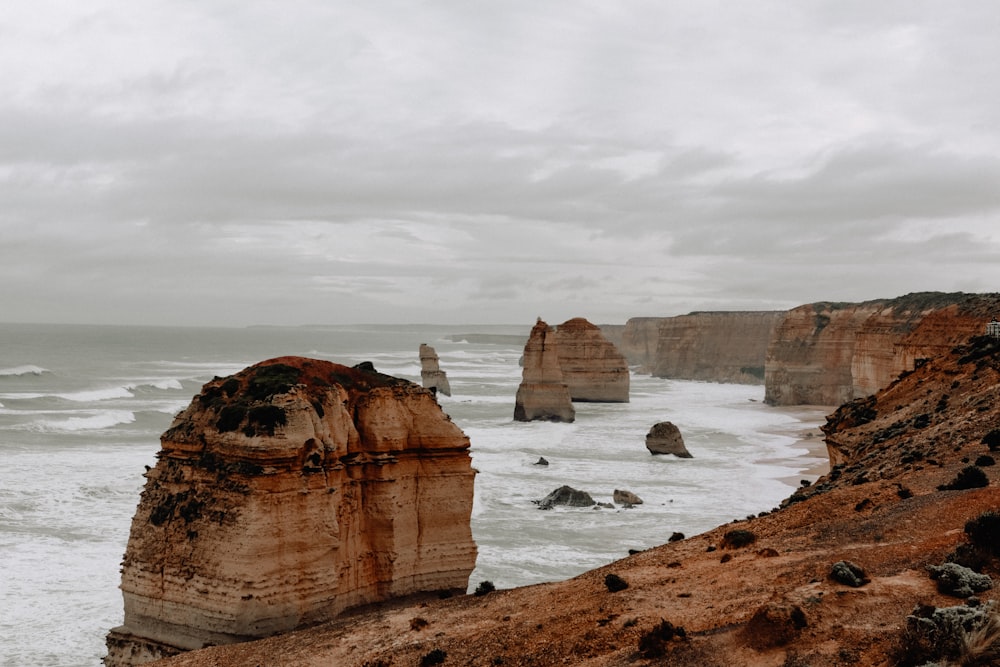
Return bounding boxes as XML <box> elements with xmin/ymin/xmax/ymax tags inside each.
<box><xmin>552</xmin><ymin>318</ymin><xmax>629</xmax><ymax>402</ymax></box>
<box><xmin>419</xmin><ymin>343</ymin><xmax>451</xmax><ymax>397</ymax></box>
<box><xmin>514</xmin><ymin>319</ymin><xmax>575</xmax><ymax>422</ymax></box>
<box><xmin>104</xmin><ymin>357</ymin><xmax>477</xmax><ymax>666</ymax></box>
<box><xmin>645</xmin><ymin>421</ymin><xmax>692</xmax><ymax>457</ymax></box>
<box><xmin>621</xmin><ymin>312</ymin><xmax>784</xmax><ymax>382</ymax></box>
<box><xmin>765</xmin><ymin>292</ymin><xmax>1000</xmax><ymax>406</ymax></box>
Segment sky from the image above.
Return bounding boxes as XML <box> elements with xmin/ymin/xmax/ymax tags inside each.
<box><xmin>2</xmin><ymin>1</ymin><xmax>1000</xmax><ymax>327</ymax></box>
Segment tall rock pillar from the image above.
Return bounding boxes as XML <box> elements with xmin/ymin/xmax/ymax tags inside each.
<box><xmin>514</xmin><ymin>319</ymin><xmax>575</xmax><ymax>422</ymax></box>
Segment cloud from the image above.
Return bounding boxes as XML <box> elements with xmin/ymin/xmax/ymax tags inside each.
<box><xmin>2</xmin><ymin>1</ymin><xmax>1000</xmax><ymax>325</ymax></box>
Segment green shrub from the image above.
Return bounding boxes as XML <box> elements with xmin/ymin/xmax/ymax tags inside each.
<box><xmin>420</xmin><ymin>649</ymin><xmax>446</xmax><ymax>666</ymax></box>
<box><xmin>721</xmin><ymin>529</ymin><xmax>757</xmax><ymax>549</ymax></box>
<box><xmin>938</xmin><ymin>466</ymin><xmax>990</xmax><ymax>491</ymax></box>
<box><xmin>638</xmin><ymin>619</ymin><xmax>686</xmax><ymax>659</ymax></box>
<box><xmin>966</xmin><ymin>511</ymin><xmax>1000</xmax><ymax>557</ymax></box>
<box><xmin>604</xmin><ymin>573</ymin><xmax>628</xmax><ymax>592</ymax></box>
<box><xmin>474</xmin><ymin>580</ymin><xmax>495</xmax><ymax>596</ymax></box>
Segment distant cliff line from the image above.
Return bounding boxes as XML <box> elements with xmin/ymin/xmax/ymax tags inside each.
<box><xmin>612</xmin><ymin>292</ymin><xmax>1000</xmax><ymax>406</ymax></box>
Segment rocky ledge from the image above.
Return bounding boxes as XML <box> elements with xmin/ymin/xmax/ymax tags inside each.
<box><xmin>104</xmin><ymin>357</ymin><xmax>476</xmax><ymax>666</ymax></box>
<box><xmin>152</xmin><ymin>336</ymin><xmax>1000</xmax><ymax>666</ymax></box>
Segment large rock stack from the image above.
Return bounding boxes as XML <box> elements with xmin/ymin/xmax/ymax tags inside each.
<box><xmin>514</xmin><ymin>319</ymin><xmax>575</xmax><ymax>422</ymax></box>
<box><xmin>419</xmin><ymin>343</ymin><xmax>452</xmax><ymax>396</ymax></box>
<box><xmin>104</xmin><ymin>357</ymin><xmax>477</xmax><ymax>666</ymax></box>
<box><xmin>553</xmin><ymin>318</ymin><xmax>629</xmax><ymax>402</ymax></box>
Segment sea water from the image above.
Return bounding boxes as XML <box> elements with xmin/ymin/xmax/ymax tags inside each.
<box><xmin>0</xmin><ymin>323</ymin><xmax>829</xmax><ymax>666</ymax></box>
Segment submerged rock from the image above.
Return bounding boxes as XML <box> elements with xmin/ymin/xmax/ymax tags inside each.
<box><xmin>613</xmin><ymin>489</ymin><xmax>643</xmax><ymax>506</ymax></box>
<box><xmin>537</xmin><ymin>485</ymin><xmax>595</xmax><ymax>510</ymax></box>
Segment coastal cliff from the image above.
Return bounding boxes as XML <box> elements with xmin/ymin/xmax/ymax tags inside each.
<box><xmin>765</xmin><ymin>292</ymin><xmax>1000</xmax><ymax>405</ymax></box>
<box><xmin>620</xmin><ymin>312</ymin><xmax>784</xmax><ymax>383</ymax></box>
<box><xmin>105</xmin><ymin>357</ymin><xmax>476</xmax><ymax>665</ymax></box>
<box><xmin>153</xmin><ymin>331</ymin><xmax>1000</xmax><ymax>667</ymax></box>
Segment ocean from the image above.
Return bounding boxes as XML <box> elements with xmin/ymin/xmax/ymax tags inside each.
<box><xmin>0</xmin><ymin>322</ymin><xmax>829</xmax><ymax>666</ymax></box>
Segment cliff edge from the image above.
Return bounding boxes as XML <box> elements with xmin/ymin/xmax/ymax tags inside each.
<box><xmin>153</xmin><ymin>335</ymin><xmax>1000</xmax><ymax>667</ymax></box>
<box><xmin>105</xmin><ymin>357</ymin><xmax>476</xmax><ymax>666</ymax></box>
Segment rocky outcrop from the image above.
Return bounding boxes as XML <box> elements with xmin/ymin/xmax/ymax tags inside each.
<box><xmin>645</xmin><ymin>421</ymin><xmax>692</xmax><ymax>457</ymax></box>
<box><xmin>514</xmin><ymin>320</ymin><xmax>575</xmax><ymax>422</ymax></box>
<box><xmin>419</xmin><ymin>344</ymin><xmax>451</xmax><ymax>397</ymax></box>
<box><xmin>104</xmin><ymin>357</ymin><xmax>477</xmax><ymax>666</ymax></box>
<box><xmin>613</xmin><ymin>489</ymin><xmax>643</xmax><ymax>506</ymax></box>
<box><xmin>765</xmin><ymin>292</ymin><xmax>1000</xmax><ymax>406</ymax></box>
<box><xmin>536</xmin><ymin>485</ymin><xmax>596</xmax><ymax>509</ymax></box>
<box><xmin>620</xmin><ymin>312</ymin><xmax>784</xmax><ymax>382</ymax></box>
<box><xmin>552</xmin><ymin>318</ymin><xmax>629</xmax><ymax>402</ymax></box>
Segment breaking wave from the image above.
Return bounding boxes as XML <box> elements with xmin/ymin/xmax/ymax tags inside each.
<box><xmin>0</xmin><ymin>365</ymin><xmax>49</xmax><ymax>377</ymax></box>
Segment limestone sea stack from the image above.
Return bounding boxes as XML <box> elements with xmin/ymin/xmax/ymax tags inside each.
<box><xmin>553</xmin><ymin>318</ymin><xmax>629</xmax><ymax>402</ymax></box>
<box><xmin>419</xmin><ymin>343</ymin><xmax>452</xmax><ymax>396</ymax></box>
<box><xmin>104</xmin><ymin>357</ymin><xmax>477</xmax><ymax>666</ymax></box>
<box><xmin>514</xmin><ymin>319</ymin><xmax>575</xmax><ymax>422</ymax></box>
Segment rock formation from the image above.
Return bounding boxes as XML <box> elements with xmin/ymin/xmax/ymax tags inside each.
<box><xmin>621</xmin><ymin>312</ymin><xmax>785</xmax><ymax>382</ymax></box>
<box><xmin>513</xmin><ymin>319</ymin><xmax>575</xmax><ymax>422</ymax></box>
<box><xmin>419</xmin><ymin>343</ymin><xmax>451</xmax><ymax>396</ymax></box>
<box><xmin>104</xmin><ymin>357</ymin><xmax>477</xmax><ymax>666</ymax></box>
<box><xmin>552</xmin><ymin>318</ymin><xmax>629</xmax><ymax>402</ymax></box>
<box><xmin>613</xmin><ymin>489</ymin><xmax>643</xmax><ymax>506</ymax></box>
<box><xmin>765</xmin><ymin>292</ymin><xmax>1000</xmax><ymax>405</ymax></box>
<box><xmin>645</xmin><ymin>421</ymin><xmax>692</xmax><ymax>457</ymax></box>
<box><xmin>155</xmin><ymin>324</ymin><xmax>1000</xmax><ymax>667</ymax></box>
<box><xmin>536</xmin><ymin>485</ymin><xmax>596</xmax><ymax>509</ymax></box>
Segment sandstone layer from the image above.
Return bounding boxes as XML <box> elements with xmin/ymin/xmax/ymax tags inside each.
<box><xmin>765</xmin><ymin>292</ymin><xmax>1000</xmax><ymax>405</ymax></box>
<box><xmin>621</xmin><ymin>311</ymin><xmax>784</xmax><ymax>382</ymax></box>
<box><xmin>157</xmin><ymin>334</ymin><xmax>1000</xmax><ymax>667</ymax></box>
<box><xmin>105</xmin><ymin>357</ymin><xmax>476</xmax><ymax>666</ymax></box>
<box><xmin>418</xmin><ymin>343</ymin><xmax>451</xmax><ymax>396</ymax></box>
<box><xmin>513</xmin><ymin>319</ymin><xmax>575</xmax><ymax>422</ymax></box>
<box><xmin>552</xmin><ymin>317</ymin><xmax>629</xmax><ymax>402</ymax></box>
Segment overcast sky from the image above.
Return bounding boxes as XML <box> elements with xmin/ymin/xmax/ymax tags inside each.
<box><xmin>3</xmin><ymin>2</ymin><xmax>1000</xmax><ymax>327</ymax></box>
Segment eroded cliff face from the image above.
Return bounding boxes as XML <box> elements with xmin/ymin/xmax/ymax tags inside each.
<box><xmin>553</xmin><ymin>318</ymin><xmax>629</xmax><ymax>403</ymax></box>
<box><xmin>621</xmin><ymin>312</ymin><xmax>784</xmax><ymax>383</ymax></box>
<box><xmin>514</xmin><ymin>319</ymin><xmax>575</xmax><ymax>422</ymax></box>
<box><xmin>104</xmin><ymin>357</ymin><xmax>476</xmax><ymax>666</ymax></box>
<box><xmin>765</xmin><ymin>292</ymin><xmax>1000</xmax><ymax>406</ymax></box>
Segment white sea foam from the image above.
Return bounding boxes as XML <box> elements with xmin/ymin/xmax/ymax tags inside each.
<box><xmin>0</xmin><ymin>364</ymin><xmax>49</xmax><ymax>377</ymax></box>
<box><xmin>28</xmin><ymin>411</ymin><xmax>137</xmax><ymax>432</ymax></box>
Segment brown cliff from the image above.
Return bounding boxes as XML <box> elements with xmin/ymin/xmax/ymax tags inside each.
<box><xmin>552</xmin><ymin>317</ymin><xmax>629</xmax><ymax>402</ymax></box>
<box><xmin>104</xmin><ymin>357</ymin><xmax>476</xmax><ymax>666</ymax></box>
<box><xmin>153</xmin><ymin>329</ymin><xmax>1000</xmax><ymax>667</ymax></box>
<box><xmin>645</xmin><ymin>311</ymin><xmax>785</xmax><ymax>383</ymax></box>
<box><xmin>513</xmin><ymin>319</ymin><xmax>575</xmax><ymax>422</ymax></box>
<box><xmin>419</xmin><ymin>343</ymin><xmax>451</xmax><ymax>396</ymax></box>
<box><xmin>765</xmin><ymin>292</ymin><xmax>1000</xmax><ymax>405</ymax></box>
